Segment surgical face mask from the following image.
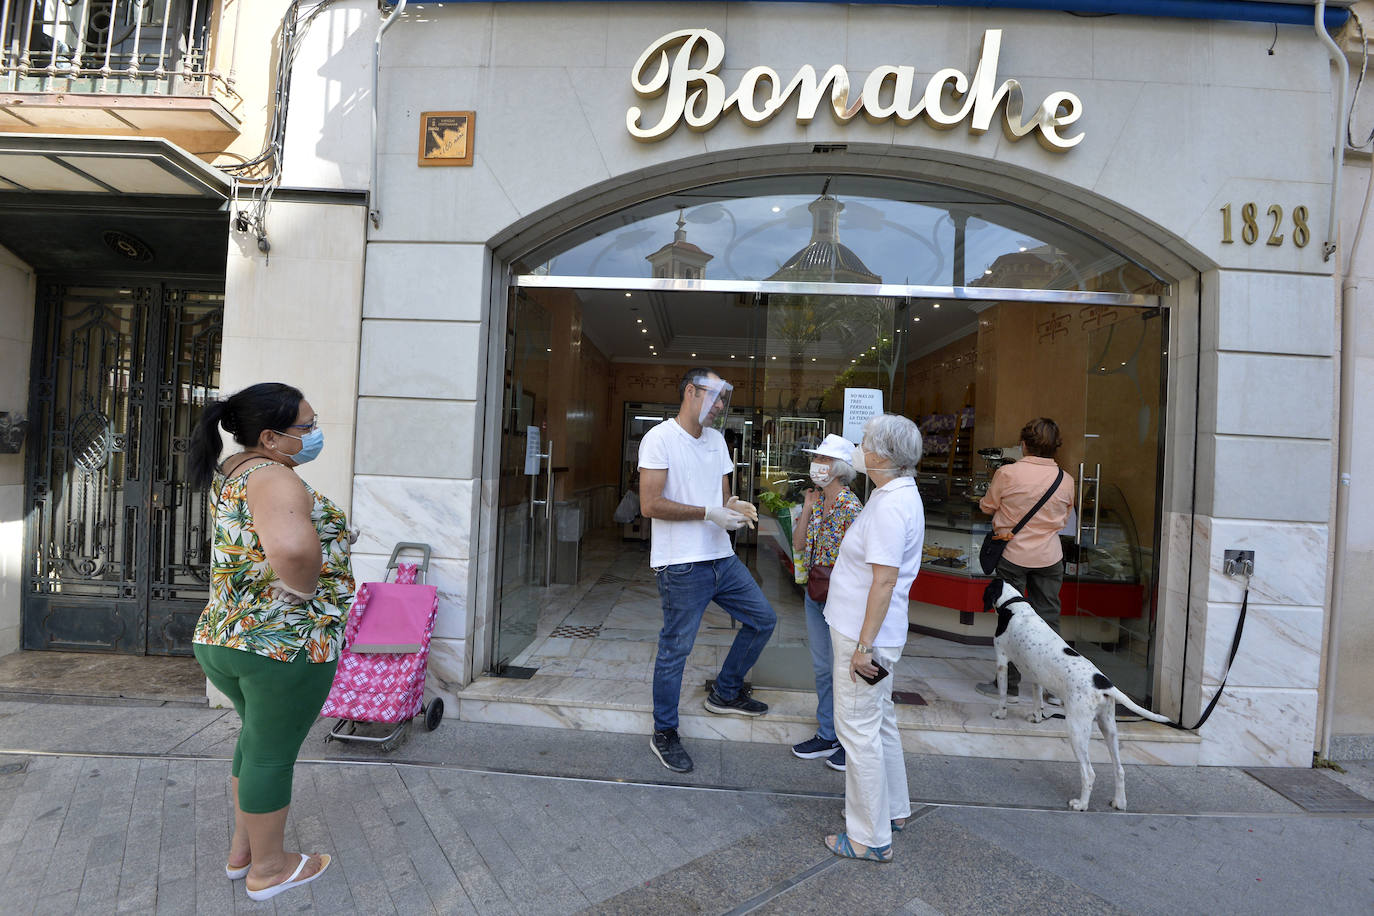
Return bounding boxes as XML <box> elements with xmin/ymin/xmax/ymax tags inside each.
<box><xmin>809</xmin><ymin>462</ymin><xmax>832</xmax><ymax>486</ymax></box>
<box><xmin>850</xmin><ymin>445</ymin><xmax>867</xmax><ymax>474</ymax></box>
<box><xmin>276</xmin><ymin>428</ymin><xmax>324</xmax><ymax>465</ymax></box>
<box><xmin>693</xmin><ymin>377</ymin><xmax>733</xmax><ymax>426</ymax></box>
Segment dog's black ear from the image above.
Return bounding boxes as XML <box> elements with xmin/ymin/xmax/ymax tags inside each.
<box><xmin>982</xmin><ymin>578</ymin><xmax>1005</xmax><ymax>612</ymax></box>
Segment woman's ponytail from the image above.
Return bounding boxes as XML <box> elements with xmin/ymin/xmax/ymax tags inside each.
<box><xmin>188</xmin><ymin>400</ymin><xmax>229</xmax><ymax>489</ymax></box>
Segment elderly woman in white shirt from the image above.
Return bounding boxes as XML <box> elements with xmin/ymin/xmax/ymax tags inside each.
<box><xmin>822</xmin><ymin>414</ymin><xmax>925</xmax><ymax>863</ymax></box>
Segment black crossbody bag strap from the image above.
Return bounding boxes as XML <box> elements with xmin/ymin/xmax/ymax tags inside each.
<box><xmin>1008</xmin><ymin>468</ymin><xmax>1065</xmax><ymax>539</ymax></box>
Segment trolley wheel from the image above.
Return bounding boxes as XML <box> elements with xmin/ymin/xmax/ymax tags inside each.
<box><xmin>424</xmin><ymin>698</ymin><xmax>444</xmax><ymax>731</ymax></box>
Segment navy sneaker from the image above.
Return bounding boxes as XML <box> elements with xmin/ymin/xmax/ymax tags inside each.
<box><xmin>825</xmin><ymin>746</ymin><xmax>846</xmax><ymax>772</ymax></box>
<box><xmin>650</xmin><ymin>729</ymin><xmax>693</xmax><ymax>773</ymax></box>
<box><xmin>704</xmin><ymin>689</ymin><xmax>768</xmax><ymax>717</ymax></box>
<box><xmin>792</xmin><ymin>734</ymin><xmax>841</xmax><ymax>759</ymax></box>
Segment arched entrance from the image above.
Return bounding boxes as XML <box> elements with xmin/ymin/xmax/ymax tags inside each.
<box><xmin>480</xmin><ymin>169</ymin><xmax>1183</xmax><ymax>725</ymax></box>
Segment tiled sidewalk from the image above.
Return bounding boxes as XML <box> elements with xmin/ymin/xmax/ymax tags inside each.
<box><xmin>0</xmin><ymin>752</ymin><xmax>824</xmax><ymax>915</ymax></box>
<box><xmin>1</xmin><ymin>701</ymin><xmax>1372</xmax><ymax>915</ymax></box>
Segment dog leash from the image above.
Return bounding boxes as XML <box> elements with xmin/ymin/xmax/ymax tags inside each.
<box><xmin>1002</xmin><ymin>582</ymin><xmax>1249</xmax><ymax>730</ymax></box>
<box><xmin>1166</xmin><ymin>573</ymin><xmax>1249</xmax><ymax>731</ymax></box>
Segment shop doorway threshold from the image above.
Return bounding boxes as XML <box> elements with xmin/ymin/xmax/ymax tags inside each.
<box><xmin>453</xmin><ymin>669</ymin><xmax>1198</xmax><ymax>765</ymax></box>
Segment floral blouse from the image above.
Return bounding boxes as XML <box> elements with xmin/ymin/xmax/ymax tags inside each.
<box><xmin>804</xmin><ymin>488</ymin><xmax>862</xmax><ymax>570</ymax></box>
<box><xmin>193</xmin><ymin>461</ymin><xmax>355</xmax><ymax>662</ymax></box>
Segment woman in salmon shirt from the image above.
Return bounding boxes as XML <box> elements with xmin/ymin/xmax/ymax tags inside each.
<box><xmin>974</xmin><ymin>417</ymin><xmax>1075</xmax><ymax>701</ymax></box>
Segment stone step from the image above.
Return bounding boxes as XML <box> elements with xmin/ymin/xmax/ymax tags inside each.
<box><xmin>453</xmin><ymin>673</ymin><xmax>1199</xmax><ymax>766</ymax></box>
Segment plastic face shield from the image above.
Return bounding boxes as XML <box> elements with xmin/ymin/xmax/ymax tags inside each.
<box><xmin>694</xmin><ymin>377</ymin><xmax>733</xmax><ymax>426</ymax></box>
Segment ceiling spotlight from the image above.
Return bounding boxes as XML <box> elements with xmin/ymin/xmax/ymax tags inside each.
<box><xmin>851</xmin><ymin>359</ymin><xmax>857</xmax><ymax>363</ymax></box>
<box><xmin>771</xmin><ymin>355</ymin><xmax>777</xmax><ymax>360</ymax></box>
<box><xmin>546</xmin><ymin>348</ymin><xmax>552</xmax><ymax>352</ymax></box>
<box><xmin>636</xmin><ymin>318</ymin><xmax>643</xmax><ymax>323</ymax></box>
<box><xmin>641</xmin><ymin>328</ymin><xmax>648</xmax><ymax>334</ymax></box>
<box><xmin>625</xmin><ymin>292</ymin><xmax>633</xmax><ymax>298</ymax></box>
<box><xmin>932</xmin><ymin>303</ymin><xmax>941</xmax><ymax>309</ymax></box>
<box><xmin>730</xmin><ymin>355</ymin><xmax>736</xmax><ymax>359</ymax></box>
<box><xmin>811</xmin><ymin>357</ymin><xmax>816</xmax><ymax>362</ymax></box>
<box><xmin>914</xmin><ymin>317</ymin><xmax>921</xmax><ymax>322</ymax></box>
<box><xmin>691</xmin><ymin>352</ymin><xmax>696</xmax><ymax>357</ymax></box>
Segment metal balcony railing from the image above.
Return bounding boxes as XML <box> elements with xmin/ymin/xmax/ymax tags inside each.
<box><xmin>1</xmin><ymin>0</ymin><xmax>226</xmax><ymax>96</ymax></box>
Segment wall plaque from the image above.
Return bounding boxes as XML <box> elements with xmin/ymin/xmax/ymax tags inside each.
<box><xmin>419</xmin><ymin>111</ymin><xmax>475</xmax><ymax>167</ymax></box>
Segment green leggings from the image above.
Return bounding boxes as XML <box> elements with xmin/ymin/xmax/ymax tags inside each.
<box><xmin>194</xmin><ymin>644</ymin><xmax>338</xmax><ymax>814</ymax></box>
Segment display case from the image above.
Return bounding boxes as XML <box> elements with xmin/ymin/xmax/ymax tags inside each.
<box><xmin>920</xmin><ymin>519</ymin><xmax>989</xmax><ymax>577</ymax></box>
<box><xmin>909</xmin><ymin>508</ymin><xmax>1144</xmax><ymax>619</ymax></box>
<box><xmin>1065</xmin><ymin>506</ymin><xmax>1142</xmax><ymax>583</ymax></box>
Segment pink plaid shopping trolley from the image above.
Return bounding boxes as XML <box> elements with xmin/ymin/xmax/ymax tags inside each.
<box><xmin>322</xmin><ymin>542</ymin><xmax>443</xmax><ymax>751</ymax></box>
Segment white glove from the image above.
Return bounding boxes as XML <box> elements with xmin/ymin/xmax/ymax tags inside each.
<box><xmin>347</xmin><ymin>525</ymin><xmax>361</xmax><ymax>545</ymax></box>
<box><xmin>705</xmin><ymin>505</ymin><xmax>749</xmax><ymax>531</ymax></box>
<box><xmin>269</xmin><ymin>583</ymin><xmax>312</xmax><ymax>605</ymax></box>
<box><xmin>726</xmin><ymin>496</ymin><xmax>759</xmax><ymax>525</ymax></box>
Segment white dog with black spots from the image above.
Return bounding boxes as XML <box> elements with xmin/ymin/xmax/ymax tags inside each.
<box><xmin>985</xmin><ymin>578</ymin><xmax>1171</xmax><ymax>811</ymax></box>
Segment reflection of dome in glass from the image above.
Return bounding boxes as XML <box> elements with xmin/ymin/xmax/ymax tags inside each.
<box><xmin>646</xmin><ymin>212</ymin><xmax>714</xmax><ymax>280</ymax></box>
<box><xmin>769</xmin><ymin>195</ymin><xmax>881</xmax><ymax>284</ymax></box>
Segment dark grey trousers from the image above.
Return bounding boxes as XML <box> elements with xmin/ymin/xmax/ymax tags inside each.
<box><xmin>996</xmin><ymin>556</ymin><xmax>1064</xmax><ymax>688</ymax></box>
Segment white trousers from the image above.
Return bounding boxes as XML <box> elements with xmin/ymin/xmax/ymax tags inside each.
<box><xmin>831</xmin><ymin>627</ymin><xmax>911</xmax><ymax>849</ymax></box>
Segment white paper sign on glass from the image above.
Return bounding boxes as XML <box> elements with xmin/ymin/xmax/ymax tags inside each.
<box><xmin>524</xmin><ymin>426</ymin><xmax>542</xmax><ymax>476</ymax></box>
<box><xmin>843</xmin><ymin>388</ymin><xmax>884</xmax><ymax>444</ymax></box>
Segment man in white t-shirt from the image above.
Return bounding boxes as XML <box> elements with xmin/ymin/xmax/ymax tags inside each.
<box><xmin>639</xmin><ymin>368</ymin><xmax>776</xmax><ymax>774</ymax></box>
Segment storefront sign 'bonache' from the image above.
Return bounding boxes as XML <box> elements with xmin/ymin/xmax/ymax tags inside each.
<box><xmin>627</xmin><ymin>28</ymin><xmax>1084</xmax><ymax>151</ymax></box>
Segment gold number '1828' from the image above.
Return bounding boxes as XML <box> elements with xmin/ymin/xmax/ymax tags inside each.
<box><xmin>1220</xmin><ymin>202</ymin><xmax>1311</xmax><ymax>248</ymax></box>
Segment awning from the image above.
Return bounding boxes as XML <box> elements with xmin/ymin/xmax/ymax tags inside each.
<box><xmin>0</xmin><ymin>134</ymin><xmax>228</xmax><ymax>199</ymax></box>
<box><xmin>379</xmin><ymin>0</ymin><xmax>1354</xmax><ymax>29</ymax></box>
<box><xmin>0</xmin><ymin>134</ymin><xmax>230</xmax><ymax>276</ymax></box>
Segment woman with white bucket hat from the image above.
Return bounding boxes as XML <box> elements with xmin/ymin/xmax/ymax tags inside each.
<box><xmin>790</xmin><ymin>433</ymin><xmax>861</xmax><ymax>772</ymax></box>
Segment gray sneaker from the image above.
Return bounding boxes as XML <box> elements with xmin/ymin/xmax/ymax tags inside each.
<box><xmin>975</xmin><ymin>680</ymin><xmax>1019</xmax><ymax>700</ymax></box>
<box><xmin>650</xmin><ymin>729</ymin><xmax>693</xmax><ymax>773</ymax></box>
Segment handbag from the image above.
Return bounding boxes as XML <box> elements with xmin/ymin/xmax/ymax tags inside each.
<box><xmin>803</xmin><ymin>505</ymin><xmax>835</xmax><ymax>602</ymax></box>
<box><xmin>979</xmin><ymin>468</ymin><xmax>1064</xmax><ymax>575</ymax></box>
<box><xmin>806</xmin><ymin>564</ymin><xmax>833</xmax><ymax>602</ymax></box>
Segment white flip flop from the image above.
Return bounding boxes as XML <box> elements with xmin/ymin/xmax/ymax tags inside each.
<box><xmin>245</xmin><ymin>853</ymin><xmax>331</xmax><ymax>901</ymax></box>
<box><xmin>225</xmin><ymin>861</ymin><xmax>251</xmax><ymax>880</ymax></box>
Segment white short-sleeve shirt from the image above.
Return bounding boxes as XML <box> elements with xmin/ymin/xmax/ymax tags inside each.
<box><xmin>823</xmin><ymin>476</ymin><xmax>925</xmax><ymax>648</ymax></box>
<box><xmin>637</xmin><ymin>418</ymin><xmax>734</xmax><ymax>568</ymax></box>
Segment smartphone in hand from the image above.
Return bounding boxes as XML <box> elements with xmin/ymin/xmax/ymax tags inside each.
<box><xmin>858</xmin><ymin>661</ymin><xmax>889</xmax><ymax>686</ymax></box>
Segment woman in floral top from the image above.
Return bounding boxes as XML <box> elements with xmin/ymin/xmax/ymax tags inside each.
<box><xmin>790</xmin><ymin>434</ymin><xmax>862</xmax><ymax>772</ymax></box>
<box><xmin>187</xmin><ymin>382</ymin><xmax>354</xmax><ymax>902</ymax></box>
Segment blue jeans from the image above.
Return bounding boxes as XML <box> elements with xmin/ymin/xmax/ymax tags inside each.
<box><xmin>653</xmin><ymin>554</ymin><xmax>777</xmax><ymax>732</ymax></box>
<box><xmin>803</xmin><ymin>593</ymin><xmax>836</xmax><ymax>742</ymax></box>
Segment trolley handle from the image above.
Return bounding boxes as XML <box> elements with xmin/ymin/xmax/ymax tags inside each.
<box><xmin>385</xmin><ymin>542</ymin><xmax>433</xmax><ymax>584</ymax></box>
